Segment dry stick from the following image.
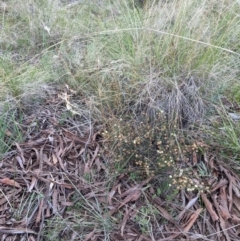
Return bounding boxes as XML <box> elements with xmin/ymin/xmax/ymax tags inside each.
<box><xmin>206</xmin><ymin>223</ymin><xmax>240</xmax><ymax>239</ymax></box>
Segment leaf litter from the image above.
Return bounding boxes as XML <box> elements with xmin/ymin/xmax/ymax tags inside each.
<box><xmin>0</xmin><ymin>86</ymin><xmax>240</xmax><ymax>240</ymax></box>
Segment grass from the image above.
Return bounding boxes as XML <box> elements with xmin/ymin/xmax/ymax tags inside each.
<box><xmin>0</xmin><ymin>106</ymin><xmax>23</xmax><ymax>156</ymax></box>
<box><xmin>201</xmin><ymin>107</ymin><xmax>240</xmax><ymax>166</ymax></box>
<box><xmin>0</xmin><ymin>0</ymin><xmax>240</xmax><ymax>239</ymax></box>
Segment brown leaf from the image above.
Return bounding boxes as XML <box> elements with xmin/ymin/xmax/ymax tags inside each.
<box><xmin>120</xmin><ymin>207</ymin><xmax>131</xmax><ymax>236</ymax></box>
<box><xmin>84</xmin><ymin>228</ymin><xmax>96</xmax><ymax>241</ymax></box>
<box><xmin>183</xmin><ymin>208</ymin><xmax>202</xmax><ymax>232</ymax></box>
<box><xmin>84</xmin><ymin>162</ymin><xmax>90</xmax><ymax>174</ymax></box>
<box><xmin>219</xmin><ymin>165</ymin><xmax>233</xmax><ymax>212</ymax></box>
<box><xmin>120</xmin><ymin>180</ymin><xmax>150</xmax><ymax>198</ymax></box>
<box><xmin>0</xmin><ymin>178</ymin><xmax>21</xmax><ymax>188</ymax></box>
<box><xmin>15</xmin><ymin>156</ymin><xmax>24</xmax><ymax>169</ymax></box>
<box><xmin>42</xmin><ymin>153</ymin><xmax>54</xmax><ymax>167</ymax></box>
<box><xmin>108</xmin><ymin>184</ymin><xmax>121</xmax><ymax>206</ymax></box>
<box><xmin>29</xmin><ymin>236</ymin><xmax>36</xmax><ymax>241</ymax></box>
<box><xmin>62</xmin><ymin>128</ymin><xmax>93</xmax><ymax>146</ymax></box>
<box><xmin>154</xmin><ymin>202</ymin><xmax>180</xmax><ymax>228</ymax></box>
<box><xmin>46</xmin><ymin>207</ymin><xmax>51</xmax><ymax>217</ymax></box>
<box><xmin>210</xmin><ymin>179</ymin><xmax>228</xmax><ymax>192</ymax></box>
<box><xmin>28</xmin><ymin>176</ymin><xmax>37</xmax><ymax>192</ymax></box>
<box><xmin>233</xmin><ymin>195</ymin><xmax>240</xmax><ymax>212</ymax></box>
<box><xmin>56</xmin><ymin>136</ymin><xmax>64</xmax><ymax>157</ymax></box>
<box><xmin>52</xmin><ymin>153</ymin><xmax>58</xmax><ymax>165</ymax></box>
<box><xmin>56</xmin><ymin>153</ymin><xmax>66</xmax><ymax>171</ymax></box>
<box><xmin>88</xmin><ymin>144</ymin><xmax>100</xmax><ymax>168</ymax></box>
<box><xmin>219</xmin><ymin>216</ymin><xmax>231</xmax><ymax>241</ymax></box>
<box><xmin>15</xmin><ymin>142</ymin><xmax>26</xmax><ymax>164</ymax></box>
<box><xmin>192</xmin><ymin>151</ymin><xmax>198</xmax><ymax>165</ymax></box>
<box><xmin>176</xmin><ymin>195</ymin><xmax>199</xmax><ymax>221</ymax></box>
<box><xmin>0</xmin><ymin>189</ymin><xmax>21</xmax><ymax>205</ymax></box>
<box><xmin>52</xmin><ymin>189</ymin><xmax>58</xmax><ymax>214</ymax></box>
<box><xmin>196</xmin><ymin>141</ymin><xmax>210</xmax><ymax>149</ymax></box>
<box><xmin>200</xmin><ymin>193</ymin><xmax>218</xmax><ymax>222</ymax></box>
<box><xmin>36</xmin><ymin>199</ymin><xmax>44</xmax><ymax>224</ymax></box>
<box><xmin>231</xmin><ymin>214</ymin><xmax>240</xmax><ymax>223</ymax></box>
<box><xmin>219</xmin><ymin>186</ymin><xmax>231</xmax><ymax>220</ymax></box>
<box><xmin>118</xmin><ymin>190</ymin><xmax>141</xmax><ymax>210</ymax></box>
<box><xmin>22</xmin><ymin>138</ymin><xmax>47</xmax><ymax>146</ymax></box>
<box><xmin>61</xmin><ymin>201</ymin><xmax>74</xmax><ymax>206</ymax></box>
<box><xmin>71</xmin><ymin>147</ymin><xmax>85</xmax><ymax>159</ymax></box>
<box><xmin>32</xmin><ymin>148</ymin><xmax>40</xmax><ymax>164</ymax></box>
<box><xmin>232</xmin><ymin>183</ymin><xmax>240</xmax><ymax>197</ymax></box>
<box><xmin>0</xmin><ymin>226</ymin><xmax>37</xmax><ymax>234</ymax></box>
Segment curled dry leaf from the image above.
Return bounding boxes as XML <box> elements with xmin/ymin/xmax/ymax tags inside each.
<box><xmin>15</xmin><ymin>156</ymin><xmax>24</xmax><ymax>169</ymax></box>
<box><xmin>120</xmin><ymin>207</ymin><xmax>131</xmax><ymax>236</ymax></box>
<box><xmin>89</xmin><ymin>144</ymin><xmax>100</xmax><ymax>167</ymax></box>
<box><xmin>210</xmin><ymin>179</ymin><xmax>228</xmax><ymax>192</ymax></box>
<box><xmin>232</xmin><ymin>183</ymin><xmax>240</xmax><ymax>197</ymax></box>
<box><xmin>108</xmin><ymin>184</ymin><xmax>121</xmax><ymax>206</ymax></box>
<box><xmin>200</xmin><ymin>193</ymin><xmax>218</xmax><ymax>222</ymax></box>
<box><xmin>28</xmin><ymin>176</ymin><xmax>37</xmax><ymax>192</ymax></box>
<box><xmin>15</xmin><ymin>142</ymin><xmax>26</xmax><ymax>164</ymax></box>
<box><xmin>218</xmin><ymin>186</ymin><xmax>231</xmax><ymax>221</ymax></box>
<box><xmin>0</xmin><ymin>178</ymin><xmax>21</xmax><ymax>189</ymax></box>
<box><xmin>36</xmin><ymin>199</ymin><xmax>44</xmax><ymax>224</ymax></box>
<box><xmin>219</xmin><ymin>165</ymin><xmax>233</xmax><ymax>212</ymax></box>
<box><xmin>183</xmin><ymin>208</ymin><xmax>202</xmax><ymax>233</ymax></box>
<box><xmin>153</xmin><ymin>202</ymin><xmax>180</xmax><ymax>228</ymax></box>
<box><xmin>84</xmin><ymin>228</ymin><xmax>96</xmax><ymax>241</ymax></box>
<box><xmin>219</xmin><ymin>216</ymin><xmax>231</xmax><ymax>241</ymax></box>
<box><xmin>52</xmin><ymin>153</ymin><xmax>58</xmax><ymax>165</ymax></box>
<box><xmin>117</xmin><ymin>190</ymin><xmax>141</xmax><ymax>210</ymax></box>
<box><xmin>176</xmin><ymin>194</ymin><xmax>199</xmax><ymax>221</ymax></box>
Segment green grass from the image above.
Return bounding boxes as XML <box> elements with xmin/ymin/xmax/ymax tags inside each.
<box><xmin>1</xmin><ymin>0</ymin><xmax>240</xmax><ymax>103</ymax></box>
<box><xmin>0</xmin><ymin>106</ymin><xmax>23</xmax><ymax>156</ymax></box>
<box><xmin>1</xmin><ymin>0</ymin><xmax>240</xmax><ymax>239</ymax></box>
<box><xmin>202</xmin><ymin>109</ymin><xmax>240</xmax><ymax>165</ymax></box>
<box><xmin>228</xmin><ymin>82</ymin><xmax>240</xmax><ymax>104</ymax></box>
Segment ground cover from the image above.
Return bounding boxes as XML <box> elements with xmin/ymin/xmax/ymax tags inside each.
<box><xmin>0</xmin><ymin>0</ymin><xmax>240</xmax><ymax>240</ymax></box>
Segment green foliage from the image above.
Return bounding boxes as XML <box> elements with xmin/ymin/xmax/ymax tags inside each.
<box><xmin>201</xmin><ymin>111</ymin><xmax>240</xmax><ymax>164</ymax></box>
<box><xmin>134</xmin><ymin>204</ymin><xmax>159</xmax><ymax>234</ymax></box>
<box><xmin>44</xmin><ymin>218</ymin><xmax>68</xmax><ymax>241</ymax></box>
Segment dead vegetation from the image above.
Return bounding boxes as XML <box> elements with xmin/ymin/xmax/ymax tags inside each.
<box><xmin>132</xmin><ymin>74</ymin><xmax>208</xmax><ymax>127</ymax></box>
<box><xmin>0</xmin><ymin>87</ymin><xmax>239</xmax><ymax>240</ymax></box>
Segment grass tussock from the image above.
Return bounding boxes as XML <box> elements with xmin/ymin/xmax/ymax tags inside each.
<box><xmin>1</xmin><ymin>0</ymin><xmax>240</xmax><ymax>105</ymax></box>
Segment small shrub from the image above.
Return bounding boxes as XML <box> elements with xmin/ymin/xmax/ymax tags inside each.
<box><xmin>102</xmin><ymin>110</ymin><xmax>201</xmax><ymax>190</ymax></box>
